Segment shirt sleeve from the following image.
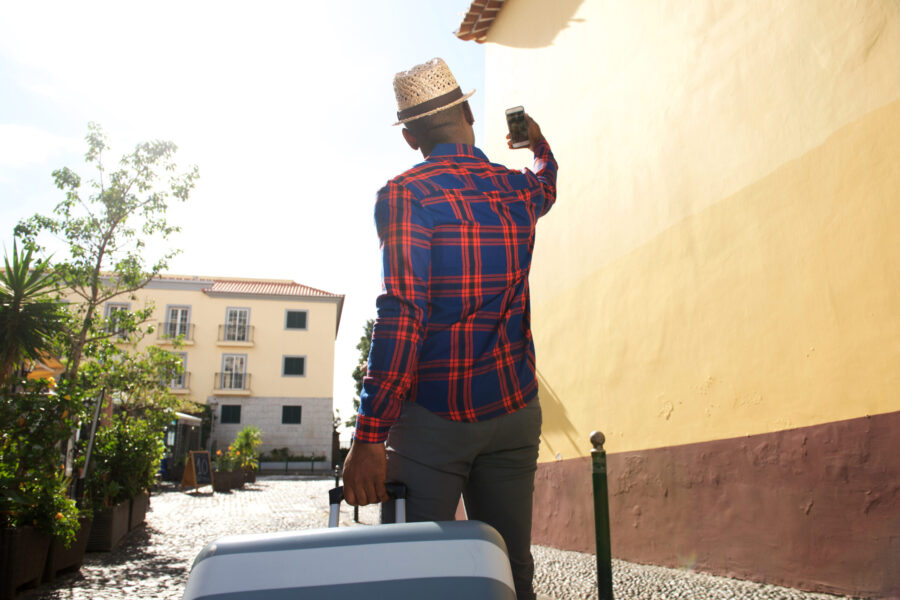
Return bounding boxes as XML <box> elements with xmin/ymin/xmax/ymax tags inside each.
<box><xmin>528</xmin><ymin>139</ymin><xmax>558</xmax><ymax>218</ymax></box>
<box><xmin>354</xmin><ymin>180</ymin><xmax>433</xmax><ymax>443</ymax></box>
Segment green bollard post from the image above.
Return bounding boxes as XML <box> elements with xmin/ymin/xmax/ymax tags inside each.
<box><xmin>591</xmin><ymin>431</ymin><xmax>614</xmax><ymax>600</ymax></box>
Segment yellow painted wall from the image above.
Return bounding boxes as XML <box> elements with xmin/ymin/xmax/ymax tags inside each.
<box><xmin>480</xmin><ymin>0</ymin><xmax>900</xmax><ymax>459</ymax></box>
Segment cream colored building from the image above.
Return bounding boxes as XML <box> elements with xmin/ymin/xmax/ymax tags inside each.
<box><xmin>457</xmin><ymin>1</ymin><xmax>900</xmax><ymax>597</ymax></box>
<box><xmin>102</xmin><ymin>275</ymin><xmax>343</xmax><ymax>462</ymax></box>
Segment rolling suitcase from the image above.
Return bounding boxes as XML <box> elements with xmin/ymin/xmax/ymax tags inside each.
<box><xmin>182</xmin><ymin>483</ymin><xmax>517</xmax><ymax>599</ymax></box>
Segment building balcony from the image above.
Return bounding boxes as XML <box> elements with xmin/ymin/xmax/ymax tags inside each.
<box><xmin>217</xmin><ymin>325</ymin><xmax>255</xmax><ymax>347</ymax></box>
<box><xmin>156</xmin><ymin>322</ymin><xmax>195</xmax><ymax>345</ymax></box>
<box><xmin>214</xmin><ymin>372</ymin><xmax>251</xmax><ymax>395</ymax></box>
<box><xmin>168</xmin><ymin>372</ymin><xmax>191</xmax><ymax>394</ymax></box>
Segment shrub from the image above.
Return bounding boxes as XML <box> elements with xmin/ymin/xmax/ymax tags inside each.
<box><xmin>0</xmin><ymin>377</ymin><xmax>87</xmax><ymax>545</ymax></box>
<box><xmin>84</xmin><ymin>414</ymin><xmax>165</xmax><ymax>510</ymax></box>
<box><xmin>231</xmin><ymin>426</ymin><xmax>262</xmax><ymax>470</ymax></box>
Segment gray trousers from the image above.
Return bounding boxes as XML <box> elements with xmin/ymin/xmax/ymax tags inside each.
<box><xmin>381</xmin><ymin>397</ymin><xmax>542</xmax><ymax>600</ymax></box>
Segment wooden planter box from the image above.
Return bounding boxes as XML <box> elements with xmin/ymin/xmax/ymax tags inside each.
<box><xmin>212</xmin><ymin>470</ymin><xmax>243</xmax><ymax>492</ymax></box>
<box><xmin>129</xmin><ymin>492</ymin><xmax>150</xmax><ymax>531</ymax></box>
<box><xmin>87</xmin><ymin>499</ymin><xmax>129</xmax><ymax>552</ymax></box>
<box><xmin>0</xmin><ymin>526</ymin><xmax>51</xmax><ymax>600</ymax></box>
<box><xmin>43</xmin><ymin>517</ymin><xmax>92</xmax><ymax>581</ymax></box>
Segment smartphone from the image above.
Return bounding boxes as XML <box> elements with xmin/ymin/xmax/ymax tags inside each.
<box><xmin>506</xmin><ymin>106</ymin><xmax>529</xmax><ymax>148</ymax></box>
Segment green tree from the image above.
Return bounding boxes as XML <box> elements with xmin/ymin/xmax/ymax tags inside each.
<box><xmin>15</xmin><ymin>122</ymin><xmax>199</xmax><ymax>383</ymax></box>
<box><xmin>345</xmin><ymin>318</ymin><xmax>374</xmax><ymax>428</ymax></box>
<box><xmin>80</xmin><ymin>342</ymin><xmax>184</xmax><ymax>426</ymax></box>
<box><xmin>0</xmin><ymin>241</ymin><xmax>65</xmax><ymax>385</ymax></box>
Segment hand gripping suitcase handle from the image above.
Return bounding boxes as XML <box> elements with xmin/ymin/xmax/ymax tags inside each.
<box><xmin>328</xmin><ymin>483</ymin><xmax>407</xmax><ymax>527</ymax></box>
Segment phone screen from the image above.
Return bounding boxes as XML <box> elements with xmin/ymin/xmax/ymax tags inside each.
<box><xmin>506</xmin><ymin>107</ymin><xmax>528</xmax><ymax>147</ymax></box>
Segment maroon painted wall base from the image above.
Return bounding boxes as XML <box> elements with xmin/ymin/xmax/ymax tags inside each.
<box><xmin>531</xmin><ymin>410</ymin><xmax>900</xmax><ymax>598</ymax></box>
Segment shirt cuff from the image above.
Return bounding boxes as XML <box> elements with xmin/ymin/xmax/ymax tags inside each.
<box><xmin>532</xmin><ymin>138</ymin><xmax>551</xmax><ymax>157</ymax></box>
<box><xmin>353</xmin><ymin>414</ymin><xmax>394</xmax><ymax>443</ymax></box>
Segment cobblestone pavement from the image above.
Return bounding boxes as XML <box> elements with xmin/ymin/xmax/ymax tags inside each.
<box><xmin>26</xmin><ymin>477</ymin><xmax>865</xmax><ymax>600</ymax></box>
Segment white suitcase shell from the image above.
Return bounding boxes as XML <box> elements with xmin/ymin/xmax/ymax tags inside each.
<box><xmin>183</xmin><ymin>486</ymin><xmax>516</xmax><ymax>599</ymax></box>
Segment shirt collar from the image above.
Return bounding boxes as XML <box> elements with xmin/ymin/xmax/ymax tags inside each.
<box><xmin>426</xmin><ymin>143</ymin><xmax>490</xmax><ymax>162</ymax></box>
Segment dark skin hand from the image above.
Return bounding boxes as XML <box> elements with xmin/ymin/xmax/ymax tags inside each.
<box><xmin>341</xmin><ymin>439</ymin><xmax>388</xmax><ymax>506</ymax></box>
<box><xmin>507</xmin><ymin>114</ymin><xmax>544</xmax><ymax>150</ymax></box>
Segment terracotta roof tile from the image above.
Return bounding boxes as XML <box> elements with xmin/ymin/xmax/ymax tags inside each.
<box><xmin>204</xmin><ymin>279</ymin><xmax>342</xmax><ymax>298</ymax></box>
<box><xmin>455</xmin><ymin>0</ymin><xmax>506</xmax><ymax>42</ymax></box>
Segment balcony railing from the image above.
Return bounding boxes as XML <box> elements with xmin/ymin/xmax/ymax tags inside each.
<box><xmin>157</xmin><ymin>322</ymin><xmax>195</xmax><ymax>342</ymax></box>
<box><xmin>215</xmin><ymin>372</ymin><xmax>251</xmax><ymax>391</ymax></box>
<box><xmin>218</xmin><ymin>324</ymin><xmax>254</xmax><ymax>343</ymax></box>
<box><xmin>168</xmin><ymin>372</ymin><xmax>191</xmax><ymax>390</ymax></box>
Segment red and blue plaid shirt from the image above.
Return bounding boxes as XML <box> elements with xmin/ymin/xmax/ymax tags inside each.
<box><xmin>355</xmin><ymin>140</ymin><xmax>558</xmax><ymax>443</ymax></box>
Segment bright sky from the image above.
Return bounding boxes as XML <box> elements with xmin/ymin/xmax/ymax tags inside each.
<box><xmin>0</xmin><ymin>1</ymin><xmax>486</xmax><ymax>433</ymax></box>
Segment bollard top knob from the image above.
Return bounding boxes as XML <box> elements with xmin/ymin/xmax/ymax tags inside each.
<box><xmin>590</xmin><ymin>431</ymin><xmax>606</xmax><ymax>451</ymax></box>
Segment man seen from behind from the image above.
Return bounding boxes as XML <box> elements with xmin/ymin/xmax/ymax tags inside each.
<box><xmin>342</xmin><ymin>57</ymin><xmax>558</xmax><ymax>600</ymax></box>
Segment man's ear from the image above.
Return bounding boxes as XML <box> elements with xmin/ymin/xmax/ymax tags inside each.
<box><xmin>401</xmin><ymin>128</ymin><xmax>419</xmax><ymax>150</ymax></box>
<box><xmin>462</xmin><ymin>102</ymin><xmax>475</xmax><ymax>126</ymax></box>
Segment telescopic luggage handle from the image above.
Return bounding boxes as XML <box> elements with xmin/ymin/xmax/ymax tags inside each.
<box><xmin>328</xmin><ymin>483</ymin><xmax>407</xmax><ymax>528</ymax></box>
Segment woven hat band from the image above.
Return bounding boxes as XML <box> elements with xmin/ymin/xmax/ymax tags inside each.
<box><xmin>396</xmin><ymin>87</ymin><xmax>464</xmax><ymax>122</ymax></box>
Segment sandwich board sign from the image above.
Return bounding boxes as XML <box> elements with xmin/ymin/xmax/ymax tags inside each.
<box><xmin>181</xmin><ymin>451</ymin><xmax>214</xmax><ymax>491</ymax></box>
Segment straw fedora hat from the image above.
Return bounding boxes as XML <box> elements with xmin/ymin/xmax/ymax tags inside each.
<box><xmin>393</xmin><ymin>58</ymin><xmax>475</xmax><ymax>126</ymax></box>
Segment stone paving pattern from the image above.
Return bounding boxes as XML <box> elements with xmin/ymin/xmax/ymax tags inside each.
<box><xmin>26</xmin><ymin>478</ymin><xmax>865</xmax><ymax>600</ymax></box>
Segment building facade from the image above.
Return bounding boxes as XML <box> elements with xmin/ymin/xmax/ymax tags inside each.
<box><xmin>458</xmin><ymin>1</ymin><xmax>900</xmax><ymax>597</ymax></box>
<box><xmin>101</xmin><ymin>275</ymin><xmax>343</xmax><ymax>463</ymax></box>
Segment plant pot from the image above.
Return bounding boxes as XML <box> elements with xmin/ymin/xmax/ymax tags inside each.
<box><xmin>212</xmin><ymin>470</ymin><xmax>231</xmax><ymax>492</ymax></box>
<box><xmin>87</xmin><ymin>499</ymin><xmax>129</xmax><ymax>552</ymax></box>
<box><xmin>43</xmin><ymin>517</ymin><xmax>92</xmax><ymax>581</ymax></box>
<box><xmin>129</xmin><ymin>492</ymin><xmax>150</xmax><ymax>531</ymax></box>
<box><xmin>0</xmin><ymin>526</ymin><xmax>51</xmax><ymax>600</ymax></box>
<box><xmin>212</xmin><ymin>470</ymin><xmax>244</xmax><ymax>492</ymax></box>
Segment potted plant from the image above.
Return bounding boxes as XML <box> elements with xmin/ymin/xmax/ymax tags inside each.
<box><xmin>231</xmin><ymin>426</ymin><xmax>262</xmax><ymax>483</ymax></box>
<box><xmin>212</xmin><ymin>446</ymin><xmax>242</xmax><ymax>492</ymax></box>
<box><xmin>83</xmin><ymin>418</ymin><xmax>130</xmax><ymax>552</ymax></box>
<box><xmin>43</xmin><ymin>510</ymin><xmax>92</xmax><ymax>582</ymax></box>
<box><xmin>0</xmin><ymin>378</ymin><xmax>84</xmax><ymax>597</ymax></box>
<box><xmin>83</xmin><ymin>413</ymin><xmax>165</xmax><ymax>548</ymax></box>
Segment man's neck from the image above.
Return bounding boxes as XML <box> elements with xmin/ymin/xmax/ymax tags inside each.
<box><xmin>421</xmin><ymin>135</ymin><xmax>475</xmax><ymax>159</ymax></box>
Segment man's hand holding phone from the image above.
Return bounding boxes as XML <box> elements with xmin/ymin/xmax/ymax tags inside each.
<box><xmin>506</xmin><ymin>106</ymin><xmax>544</xmax><ymax>150</ymax></box>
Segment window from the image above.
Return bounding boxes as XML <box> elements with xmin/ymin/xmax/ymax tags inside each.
<box><xmin>282</xmin><ymin>406</ymin><xmax>302</xmax><ymax>424</ymax></box>
<box><xmin>221</xmin><ymin>405</ymin><xmax>241</xmax><ymax>424</ymax></box>
<box><xmin>169</xmin><ymin>353</ymin><xmax>188</xmax><ymax>389</ymax></box>
<box><xmin>283</xmin><ymin>356</ymin><xmax>306</xmax><ymax>377</ymax></box>
<box><xmin>285</xmin><ymin>310</ymin><xmax>308</xmax><ymax>330</ymax></box>
<box><xmin>165</xmin><ymin>306</ymin><xmax>191</xmax><ymax>338</ymax></box>
<box><xmin>105</xmin><ymin>303</ymin><xmax>130</xmax><ymax>338</ymax></box>
<box><xmin>224</xmin><ymin>308</ymin><xmax>250</xmax><ymax>341</ymax></box>
<box><xmin>221</xmin><ymin>354</ymin><xmax>247</xmax><ymax>389</ymax></box>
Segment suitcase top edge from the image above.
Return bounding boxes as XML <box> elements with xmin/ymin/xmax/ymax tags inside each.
<box><xmin>192</xmin><ymin>520</ymin><xmax>507</xmax><ymax>569</ymax></box>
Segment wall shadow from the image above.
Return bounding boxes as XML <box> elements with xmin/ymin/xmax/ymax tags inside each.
<box><xmin>536</xmin><ymin>369</ymin><xmax>582</xmax><ymax>457</ymax></box>
<box><xmin>489</xmin><ymin>0</ymin><xmax>586</xmax><ymax>49</ymax></box>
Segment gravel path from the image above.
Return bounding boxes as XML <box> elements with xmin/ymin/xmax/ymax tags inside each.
<box><xmin>25</xmin><ymin>477</ymin><xmax>866</xmax><ymax>600</ymax></box>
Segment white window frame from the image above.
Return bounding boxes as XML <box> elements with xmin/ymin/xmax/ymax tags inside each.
<box><xmin>221</xmin><ymin>354</ymin><xmax>247</xmax><ymax>389</ymax></box>
<box><xmin>105</xmin><ymin>302</ymin><xmax>130</xmax><ymax>339</ymax></box>
<box><xmin>165</xmin><ymin>305</ymin><xmax>191</xmax><ymax>338</ymax></box>
<box><xmin>224</xmin><ymin>307</ymin><xmax>250</xmax><ymax>342</ymax></box>
<box><xmin>170</xmin><ymin>352</ymin><xmax>188</xmax><ymax>389</ymax></box>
